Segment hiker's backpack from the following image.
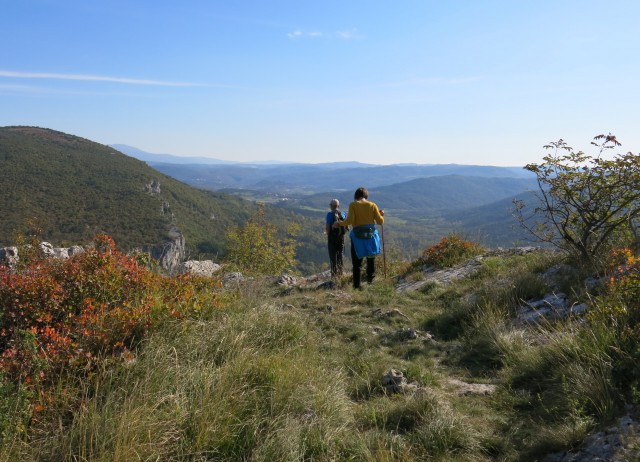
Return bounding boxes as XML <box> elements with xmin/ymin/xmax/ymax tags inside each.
<box><xmin>331</xmin><ymin>210</ymin><xmax>346</xmax><ymax>238</ymax></box>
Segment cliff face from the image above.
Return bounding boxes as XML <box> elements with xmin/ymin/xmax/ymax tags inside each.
<box><xmin>147</xmin><ymin>227</ymin><xmax>186</xmax><ymax>272</ymax></box>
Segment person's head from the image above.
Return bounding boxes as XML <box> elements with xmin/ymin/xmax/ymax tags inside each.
<box><xmin>354</xmin><ymin>187</ymin><xmax>368</xmax><ymax>201</ymax></box>
<box><xmin>329</xmin><ymin>199</ymin><xmax>340</xmax><ymax>210</ymax></box>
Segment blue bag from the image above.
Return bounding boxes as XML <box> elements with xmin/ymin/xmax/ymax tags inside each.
<box><xmin>350</xmin><ymin>225</ymin><xmax>381</xmax><ymax>258</ymax></box>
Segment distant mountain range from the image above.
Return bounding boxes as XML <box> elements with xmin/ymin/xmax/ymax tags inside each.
<box><xmin>109</xmin><ymin>144</ymin><xmax>239</xmax><ymax>165</ymax></box>
<box><xmin>109</xmin><ymin>144</ymin><xmax>542</xmax><ymax>250</ymax></box>
<box><xmin>110</xmin><ymin>145</ymin><xmax>533</xmax><ymax>193</ymax></box>
<box><xmin>110</xmin><ymin>144</ymin><xmax>370</xmax><ymax>168</ymax></box>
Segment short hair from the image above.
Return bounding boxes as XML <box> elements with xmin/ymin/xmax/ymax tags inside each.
<box><xmin>354</xmin><ymin>187</ymin><xmax>368</xmax><ymax>200</ymax></box>
<box><xmin>330</xmin><ymin>199</ymin><xmax>339</xmax><ymax>207</ymax></box>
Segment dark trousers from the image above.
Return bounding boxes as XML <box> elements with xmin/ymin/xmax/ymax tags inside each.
<box><xmin>351</xmin><ymin>241</ymin><xmax>375</xmax><ymax>289</ymax></box>
<box><xmin>328</xmin><ymin>237</ymin><xmax>344</xmax><ymax>277</ymax></box>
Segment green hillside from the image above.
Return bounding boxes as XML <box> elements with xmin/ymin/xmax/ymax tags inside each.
<box><xmin>268</xmin><ymin>175</ymin><xmax>538</xmax><ymax>251</ymax></box>
<box><xmin>291</xmin><ymin>175</ymin><xmax>536</xmax><ymax>217</ymax></box>
<box><xmin>443</xmin><ymin>190</ymin><xmax>543</xmax><ymax>246</ymax></box>
<box><xmin>0</xmin><ymin>127</ymin><xmax>326</xmax><ymax>270</ymax></box>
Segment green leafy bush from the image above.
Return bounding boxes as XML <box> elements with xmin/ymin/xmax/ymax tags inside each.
<box><xmin>225</xmin><ymin>205</ymin><xmax>300</xmax><ymax>275</ymax></box>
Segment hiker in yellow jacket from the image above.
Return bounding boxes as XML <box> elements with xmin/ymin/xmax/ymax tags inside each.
<box><xmin>333</xmin><ymin>187</ymin><xmax>384</xmax><ymax>289</ymax></box>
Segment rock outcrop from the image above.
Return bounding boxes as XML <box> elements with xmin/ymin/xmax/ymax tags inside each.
<box><xmin>1</xmin><ymin>231</ymin><xmax>188</xmax><ymax>273</ymax></box>
<box><xmin>543</xmin><ymin>407</ymin><xmax>640</xmax><ymax>461</ymax></box>
<box><xmin>38</xmin><ymin>242</ymin><xmax>85</xmax><ymax>259</ymax></box>
<box><xmin>145</xmin><ymin>179</ymin><xmax>161</xmax><ymax>195</ymax></box>
<box><xmin>381</xmin><ymin>369</ymin><xmax>421</xmax><ymax>394</ymax></box>
<box><xmin>147</xmin><ymin>227</ymin><xmax>186</xmax><ymax>273</ymax></box>
<box><xmin>396</xmin><ymin>247</ymin><xmax>540</xmax><ymax>292</ymax></box>
<box><xmin>177</xmin><ymin>260</ymin><xmax>221</xmax><ymax>277</ymax></box>
<box><xmin>516</xmin><ymin>293</ymin><xmax>588</xmax><ymax>325</ymax></box>
<box><xmin>0</xmin><ymin>246</ymin><xmax>18</xmax><ymax>267</ymax></box>
<box><xmin>0</xmin><ymin>243</ymin><xmax>85</xmax><ymax>268</ymax></box>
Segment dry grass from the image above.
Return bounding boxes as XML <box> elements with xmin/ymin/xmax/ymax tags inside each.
<box><xmin>3</xmin><ymin>248</ymin><xmax>636</xmax><ymax>461</ymax></box>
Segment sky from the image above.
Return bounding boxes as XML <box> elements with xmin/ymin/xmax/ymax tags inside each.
<box><xmin>1</xmin><ymin>0</ymin><xmax>639</xmax><ymax>166</ymax></box>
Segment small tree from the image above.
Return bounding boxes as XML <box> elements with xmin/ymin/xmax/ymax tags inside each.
<box><xmin>225</xmin><ymin>205</ymin><xmax>299</xmax><ymax>275</ymax></box>
<box><xmin>514</xmin><ymin>134</ymin><xmax>640</xmax><ymax>264</ymax></box>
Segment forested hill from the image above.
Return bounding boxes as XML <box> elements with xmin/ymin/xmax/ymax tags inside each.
<box><xmin>292</xmin><ymin>175</ymin><xmax>538</xmax><ymax>216</ymax></box>
<box><xmin>0</xmin><ymin>127</ymin><xmax>321</xmax><ymax>266</ymax></box>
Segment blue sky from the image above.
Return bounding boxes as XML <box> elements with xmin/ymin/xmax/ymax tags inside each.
<box><xmin>1</xmin><ymin>0</ymin><xmax>639</xmax><ymax>165</ymax></box>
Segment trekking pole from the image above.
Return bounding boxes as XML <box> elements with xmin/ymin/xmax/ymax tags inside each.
<box><xmin>381</xmin><ymin>224</ymin><xmax>387</xmax><ymax>279</ymax></box>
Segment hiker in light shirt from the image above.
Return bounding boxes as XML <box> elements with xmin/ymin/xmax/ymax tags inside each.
<box><xmin>325</xmin><ymin>199</ymin><xmax>346</xmax><ymax>277</ymax></box>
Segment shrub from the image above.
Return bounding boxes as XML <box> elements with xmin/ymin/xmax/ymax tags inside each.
<box><xmin>514</xmin><ymin>134</ymin><xmax>640</xmax><ymax>265</ymax></box>
<box><xmin>0</xmin><ymin>234</ymin><xmax>222</xmax><ymax>435</ymax></box>
<box><xmin>225</xmin><ymin>205</ymin><xmax>299</xmax><ymax>275</ymax></box>
<box><xmin>0</xmin><ymin>235</ymin><xmax>156</xmax><ymax>385</ymax></box>
<box><xmin>589</xmin><ymin>247</ymin><xmax>640</xmax><ymax>399</ymax></box>
<box><xmin>421</xmin><ymin>234</ymin><xmax>484</xmax><ymax>269</ymax></box>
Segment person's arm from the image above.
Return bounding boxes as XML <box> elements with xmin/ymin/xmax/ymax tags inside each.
<box><xmin>373</xmin><ymin>203</ymin><xmax>385</xmax><ymax>225</ymax></box>
<box><xmin>336</xmin><ymin>203</ymin><xmax>355</xmax><ymax>228</ymax></box>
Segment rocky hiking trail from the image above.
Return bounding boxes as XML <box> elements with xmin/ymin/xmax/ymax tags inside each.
<box><xmin>6</xmin><ymin>241</ymin><xmax>639</xmax><ymax>460</ymax></box>
<box><xmin>234</xmin><ymin>249</ymin><xmax>640</xmax><ymax>462</ymax></box>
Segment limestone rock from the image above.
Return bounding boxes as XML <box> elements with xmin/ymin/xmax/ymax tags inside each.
<box><xmin>397</xmin><ymin>247</ymin><xmax>546</xmax><ymax>293</ymax></box>
<box><xmin>223</xmin><ymin>272</ymin><xmax>245</xmax><ymax>284</ymax></box>
<box><xmin>0</xmin><ymin>246</ymin><xmax>18</xmax><ymax>267</ymax></box>
<box><xmin>543</xmin><ymin>408</ymin><xmax>640</xmax><ymax>461</ymax></box>
<box><xmin>381</xmin><ymin>368</ymin><xmax>421</xmax><ymax>394</ymax></box>
<box><xmin>145</xmin><ymin>179</ymin><xmax>161</xmax><ymax>195</ymax></box>
<box><xmin>177</xmin><ymin>260</ymin><xmax>221</xmax><ymax>277</ymax></box>
<box><xmin>38</xmin><ymin>242</ymin><xmax>85</xmax><ymax>259</ymax></box>
<box><xmin>277</xmin><ymin>274</ymin><xmax>298</xmax><ymax>286</ymax></box>
<box><xmin>448</xmin><ymin>378</ymin><xmax>496</xmax><ymax>396</ymax></box>
<box><xmin>517</xmin><ymin>293</ymin><xmax>589</xmax><ymax>324</ymax></box>
<box><xmin>147</xmin><ymin>227</ymin><xmax>186</xmax><ymax>272</ymax></box>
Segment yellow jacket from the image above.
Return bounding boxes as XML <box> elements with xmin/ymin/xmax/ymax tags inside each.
<box><xmin>339</xmin><ymin>200</ymin><xmax>384</xmax><ymax>228</ymax></box>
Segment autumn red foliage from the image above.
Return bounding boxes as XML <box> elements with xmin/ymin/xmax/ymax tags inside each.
<box><xmin>0</xmin><ymin>235</ymin><xmax>154</xmax><ymax>386</ymax></box>
<box><xmin>0</xmin><ymin>234</ymin><xmax>220</xmax><ymax>396</ymax></box>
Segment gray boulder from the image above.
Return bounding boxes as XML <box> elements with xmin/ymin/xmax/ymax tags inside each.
<box><xmin>517</xmin><ymin>292</ymin><xmax>589</xmax><ymax>324</ymax></box>
<box><xmin>147</xmin><ymin>227</ymin><xmax>186</xmax><ymax>272</ymax></box>
<box><xmin>381</xmin><ymin>369</ymin><xmax>421</xmax><ymax>394</ymax></box>
<box><xmin>177</xmin><ymin>260</ymin><xmax>221</xmax><ymax>277</ymax></box>
<box><xmin>0</xmin><ymin>246</ymin><xmax>18</xmax><ymax>267</ymax></box>
<box><xmin>38</xmin><ymin>242</ymin><xmax>85</xmax><ymax>259</ymax></box>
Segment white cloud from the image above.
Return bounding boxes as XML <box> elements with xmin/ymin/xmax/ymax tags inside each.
<box><xmin>287</xmin><ymin>29</ymin><xmax>361</xmax><ymax>40</ymax></box>
<box><xmin>334</xmin><ymin>29</ymin><xmax>362</xmax><ymax>40</ymax></box>
<box><xmin>0</xmin><ymin>70</ymin><xmax>200</xmax><ymax>87</ymax></box>
<box><xmin>287</xmin><ymin>30</ymin><xmax>304</xmax><ymax>39</ymax></box>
